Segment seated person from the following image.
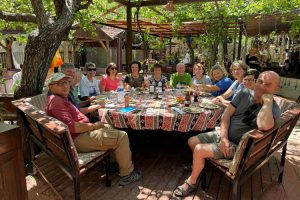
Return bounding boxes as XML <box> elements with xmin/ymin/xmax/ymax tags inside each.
<box><xmin>242</xmin><ymin>69</ymin><xmax>260</xmax><ymax>90</ymax></box>
<box><xmin>212</xmin><ymin>60</ymin><xmax>248</xmax><ymax>106</ymax></box>
<box><xmin>246</xmin><ymin>48</ymin><xmax>261</xmax><ymax>70</ymax></box>
<box><xmin>174</xmin><ymin>71</ymin><xmax>281</xmax><ymax>197</ymax></box>
<box><xmin>46</xmin><ymin>73</ymin><xmax>142</xmax><ymax>186</ymax></box>
<box><xmin>170</xmin><ymin>63</ymin><xmax>192</xmax><ymax>88</ymax></box>
<box><xmin>61</xmin><ymin>63</ymin><xmax>100</xmax><ymax>114</ymax></box>
<box><xmin>191</xmin><ymin>63</ymin><xmax>212</xmax><ymax>85</ymax></box>
<box><xmin>148</xmin><ymin>63</ymin><xmax>169</xmax><ymax>89</ymax></box>
<box><xmin>100</xmin><ymin>62</ymin><xmax>120</xmax><ymax>92</ymax></box>
<box><xmin>124</xmin><ymin>61</ymin><xmax>144</xmax><ymax>89</ymax></box>
<box><xmin>79</xmin><ymin>62</ymin><xmax>100</xmax><ymax>100</ymax></box>
<box><xmin>198</xmin><ymin>64</ymin><xmax>233</xmax><ymax>97</ymax></box>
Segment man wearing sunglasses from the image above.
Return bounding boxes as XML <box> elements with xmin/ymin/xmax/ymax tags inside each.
<box><xmin>175</xmin><ymin>71</ymin><xmax>280</xmax><ymax>197</ymax></box>
<box><xmin>46</xmin><ymin>73</ymin><xmax>142</xmax><ymax>186</ymax></box>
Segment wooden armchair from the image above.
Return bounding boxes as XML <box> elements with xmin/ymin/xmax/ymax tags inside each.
<box><xmin>13</xmin><ymin>94</ymin><xmax>111</xmax><ymax>200</ymax></box>
<box><xmin>201</xmin><ymin>107</ymin><xmax>300</xmax><ymax>200</ymax></box>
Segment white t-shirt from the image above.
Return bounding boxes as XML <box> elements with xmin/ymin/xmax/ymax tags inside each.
<box><xmin>79</xmin><ymin>76</ymin><xmax>100</xmax><ymax>97</ymax></box>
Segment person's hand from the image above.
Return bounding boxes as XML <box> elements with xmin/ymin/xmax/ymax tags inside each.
<box><xmin>212</xmin><ymin>97</ymin><xmax>221</xmax><ymax>104</ymax></box>
<box><xmin>261</xmin><ymin>93</ymin><xmax>273</xmax><ymax>104</ymax></box>
<box><xmin>219</xmin><ymin>137</ymin><xmax>231</xmax><ymax>158</ymax></box>
<box><xmin>93</xmin><ymin>121</ymin><xmax>104</xmax><ymax>130</ymax></box>
<box><xmin>88</xmin><ymin>96</ymin><xmax>96</xmax><ymax>103</ymax></box>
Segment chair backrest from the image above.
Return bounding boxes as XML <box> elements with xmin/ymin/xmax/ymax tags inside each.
<box><xmin>229</xmin><ymin>107</ymin><xmax>300</xmax><ymax>176</ymax></box>
<box><xmin>12</xmin><ymin>98</ymin><xmax>80</xmax><ymax>174</ymax></box>
<box><xmin>240</xmin><ymin>107</ymin><xmax>300</xmax><ymax>174</ymax></box>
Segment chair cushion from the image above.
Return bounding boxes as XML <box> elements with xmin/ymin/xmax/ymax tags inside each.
<box><xmin>78</xmin><ymin>151</ymin><xmax>108</xmax><ymax>168</ymax></box>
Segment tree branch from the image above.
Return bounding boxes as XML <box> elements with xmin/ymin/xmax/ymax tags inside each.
<box><xmin>31</xmin><ymin>0</ymin><xmax>51</xmax><ymax>27</ymax></box>
<box><xmin>76</xmin><ymin>0</ymin><xmax>93</xmax><ymax>11</ymax></box>
<box><xmin>0</xmin><ymin>11</ymin><xmax>37</xmax><ymax>23</ymax></box>
<box><xmin>0</xmin><ymin>42</ymin><xmax>6</xmax><ymax>50</ymax></box>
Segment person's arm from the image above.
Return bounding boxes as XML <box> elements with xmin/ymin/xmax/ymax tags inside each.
<box><xmin>219</xmin><ymin>104</ymin><xmax>236</xmax><ymax>157</ymax></box>
<box><xmin>257</xmin><ymin>94</ymin><xmax>275</xmax><ymax>131</ymax></box>
<box><xmin>74</xmin><ymin>121</ymin><xmax>104</xmax><ymax>133</ymax></box>
<box><xmin>199</xmin><ymin>84</ymin><xmax>220</xmax><ymax>92</ymax></box>
<box><xmin>100</xmin><ymin>77</ymin><xmax>106</xmax><ymax>93</ymax></box>
<box><xmin>79</xmin><ymin>104</ymin><xmax>100</xmax><ymax>114</ymax></box>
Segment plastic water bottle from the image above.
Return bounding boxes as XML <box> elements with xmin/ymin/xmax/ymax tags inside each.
<box><xmin>117</xmin><ymin>81</ymin><xmax>124</xmax><ymax>103</ymax></box>
<box><xmin>157</xmin><ymin>81</ymin><xmax>163</xmax><ymax>93</ymax></box>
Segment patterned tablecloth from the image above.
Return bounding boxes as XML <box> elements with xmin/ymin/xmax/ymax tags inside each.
<box><xmin>97</xmin><ymin>91</ymin><xmax>224</xmax><ymax>132</ymax></box>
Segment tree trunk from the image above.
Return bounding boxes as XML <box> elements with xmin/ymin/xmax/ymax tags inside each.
<box><xmin>211</xmin><ymin>38</ymin><xmax>219</xmax><ymax>65</ymax></box>
<box><xmin>187</xmin><ymin>42</ymin><xmax>195</xmax><ymax>65</ymax></box>
<box><xmin>14</xmin><ymin>27</ymin><xmax>71</xmax><ymax>99</ymax></box>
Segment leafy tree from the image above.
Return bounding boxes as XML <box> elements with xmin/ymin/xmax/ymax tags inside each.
<box><xmin>0</xmin><ymin>0</ymin><xmax>113</xmax><ymax>98</ymax></box>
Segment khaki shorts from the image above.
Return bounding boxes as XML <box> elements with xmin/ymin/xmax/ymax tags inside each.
<box><xmin>197</xmin><ymin>129</ymin><xmax>237</xmax><ymax>159</ymax></box>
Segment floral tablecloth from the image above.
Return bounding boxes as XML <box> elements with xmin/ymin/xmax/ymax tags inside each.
<box><xmin>98</xmin><ymin>92</ymin><xmax>223</xmax><ymax>132</ymax></box>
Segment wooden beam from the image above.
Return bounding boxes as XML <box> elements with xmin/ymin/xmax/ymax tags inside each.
<box><xmin>101</xmin><ymin>4</ymin><xmax>123</xmax><ymax>17</ymax></box>
<box><xmin>126</xmin><ymin>6</ymin><xmax>132</xmax><ymax>69</ymax></box>
<box><xmin>98</xmin><ymin>40</ymin><xmax>109</xmax><ymax>51</ymax></box>
<box><xmin>126</xmin><ymin>0</ymin><xmax>222</xmax><ymax>7</ymax></box>
<box><xmin>113</xmin><ymin>0</ymin><xmax>128</xmax><ymax>6</ymax></box>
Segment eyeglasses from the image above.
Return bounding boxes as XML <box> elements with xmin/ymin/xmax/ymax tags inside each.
<box><xmin>87</xmin><ymin>68</ymin><xmax>96</xmax><ymax>71</ymax></box>
<box><xmin>242</xmin><ymin>104</ymin><xmax>259</xmax><ymax>125</ymax></box>
<box><xmin>110</xmin><ymin>67</ymin><xmax>117</xmax><ymax>70</ymax></box>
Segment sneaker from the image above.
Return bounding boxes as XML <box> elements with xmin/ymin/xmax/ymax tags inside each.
<box><xmin>119</xmin><ymin>170</ymin><xmax>142</xmax><ymax>186</ymax></box>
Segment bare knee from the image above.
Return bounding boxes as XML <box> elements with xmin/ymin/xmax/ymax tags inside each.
<box><xmin>188</xmin><ymin>136</ymin><xmax>201</xmax><ymax>150</ymax></box>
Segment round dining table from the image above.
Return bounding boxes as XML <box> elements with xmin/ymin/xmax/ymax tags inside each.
<box><xmin>97</xmin><ymin>90</ymin><xmax>224</xmax><ymax>132</ymax></box>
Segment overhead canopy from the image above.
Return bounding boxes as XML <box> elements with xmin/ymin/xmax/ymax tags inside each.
<box><xmin>74</xmin><ymin>25</ymin><xmax>124</xmax><ymax>42</ymax></box>
<box><xmin>101</xmin><ymin>19</ymin><xmax>209</xmax><ymax>37</ymax></box>
<box><xmin>244</xmin><ymin>12</ymin><xmax>298</xmax><ymax>37</ymax></box>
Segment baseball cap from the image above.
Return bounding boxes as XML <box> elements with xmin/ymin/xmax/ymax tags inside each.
<box><xmin>47</xmin><ymin>73</ymin><xmax>71</xmax><ymax>85</ymax></box>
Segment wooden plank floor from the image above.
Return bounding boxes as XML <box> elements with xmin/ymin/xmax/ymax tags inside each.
<box><xmin>26</xmin><ymin>126</ymin><xmax>300</xmax><ymax>200</ymax></box>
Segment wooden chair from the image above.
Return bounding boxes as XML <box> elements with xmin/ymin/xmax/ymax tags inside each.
<box><xmin>201</xmin><ymin>107</ymin><xmax>300</xmax><ymax>200</ymax></box>
<box><xmin>13</xmin><ymin>95</ymin><xmax>111</xmax><ymax>200</ymax></box>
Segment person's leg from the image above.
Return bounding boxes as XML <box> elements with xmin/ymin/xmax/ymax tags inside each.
<box><xmin>175</xmin><ymin>143</ymin><xmax>215</xmax><ymax>197</ymax></box>
<box><xmin>74</xmin><ymin>126</ymin><xmax>134</xmax><ymax>176</ymax></box>
<box><xmin>175</xmin><ymin>130</ymin><xmax>221</xmax><ymax>197</ymax></box>
<box><xmin>187</xmin><ymin>136</ymin><xmax>201</xmax><ymax>151</ymax></box>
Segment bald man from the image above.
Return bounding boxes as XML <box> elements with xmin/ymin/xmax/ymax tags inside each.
<box><xmin>174</xmin><ymin>71</ymin><xmax>281</xmax><ymax>197</ymax></box>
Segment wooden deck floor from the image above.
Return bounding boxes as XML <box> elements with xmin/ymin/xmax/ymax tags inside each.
<box><xmin>26</xmin><ymin>126</ymin><xmax>300</xmax><ymax>200</ymax></box>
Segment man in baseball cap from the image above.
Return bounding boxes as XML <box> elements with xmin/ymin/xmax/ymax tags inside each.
<box><xmin>46</xmin><ymin>72</ymin><xmax>141</xmax><ymax>186</ymax></box>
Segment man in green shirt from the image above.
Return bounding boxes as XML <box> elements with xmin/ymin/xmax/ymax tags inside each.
<box><xmin>170</xmin><ymin>63</ymin><xmax>192</xmax><ymax>88</ymax></box>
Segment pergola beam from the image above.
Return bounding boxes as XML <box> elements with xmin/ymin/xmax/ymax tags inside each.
<box><xmin>119</xmin><ymin>0</ymin><xmax>223</xmax><ymax>7</ymax></box>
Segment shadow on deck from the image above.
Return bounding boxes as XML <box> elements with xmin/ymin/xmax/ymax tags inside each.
<box><xmin>27</xmin><ymin>128</ymin><xmax>300</xmax><ymax>200</ymax></box>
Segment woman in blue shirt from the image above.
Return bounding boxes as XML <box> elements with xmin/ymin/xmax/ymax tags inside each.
<box><xmin>198</xmin><ymin>64</ymin><xmax>233</xmax><ymax>96</ymax></box>
<box><xmin>212</xmin><ymin>60</ymin><xmax>249</xmax><ymax>107</ymax></box>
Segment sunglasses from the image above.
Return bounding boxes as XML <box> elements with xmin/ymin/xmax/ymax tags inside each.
<box><xmin>242</xmin><ymin>104</ymin><xmax>259</xmax><ymax>125</ymax></box>
<box><xmin>110</xmin><ymin>67</ymin><xmax>117</xmax><ymax>70</ymax></box>
<box><xmin>87</xmin><ymin>68</ymin><xmax>96</xmax><ymax>71</ymax></box>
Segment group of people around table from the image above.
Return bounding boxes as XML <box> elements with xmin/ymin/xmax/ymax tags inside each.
<box><xmin>45</xmin><ymin>59</ymin><xmax>281</xmax><ymax>194</ymax></box>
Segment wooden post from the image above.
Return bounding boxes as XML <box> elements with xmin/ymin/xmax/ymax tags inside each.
<box><xmin>117</xmin><ymin>38</ymin><xmax>122</xmax><ymax>71</ymax></box>
<box><xmin>237</xmin><ymin>19</ymin><xmax>243</xmax><ymax>60</ymax></box>
<box><xmin>233</xmin><ymin>18</ymin><xmax>238</xmax><ymax>61</ymax></box>
<box><xmin>126</xmin><ymin>5</ymin><xmax>132</xmax><ymax>72</ymax></box>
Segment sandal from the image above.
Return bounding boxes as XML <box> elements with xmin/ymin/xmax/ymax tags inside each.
<box><xmin>174</xmin><ymin>179</ymin><xmax>196</xmax><ymax>197</ymax></box>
